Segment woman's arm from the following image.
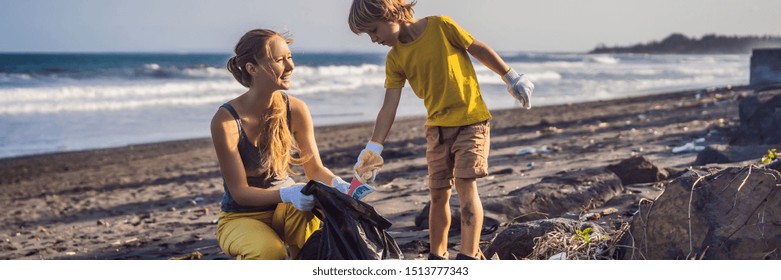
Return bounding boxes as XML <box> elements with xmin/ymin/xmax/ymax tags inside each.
<box><xmin>288</xmin><ymin>96</ymin><xmax>339</xmax><ymax>184</ymax></box>
<box><xmin>467</xmin><ymin>39</ymin><xmax>511</xmax><ymax>76</ymax></box>
<box><xmin>211</xmin><ymin>108</ymin><xmax>282</xmax><ymax>206</ymax></box>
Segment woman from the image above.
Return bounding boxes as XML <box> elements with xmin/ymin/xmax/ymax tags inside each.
<box><xmin>211</xmin><ymin>29</ymin><xmax>350</xmax><ymax>260</ymax></box>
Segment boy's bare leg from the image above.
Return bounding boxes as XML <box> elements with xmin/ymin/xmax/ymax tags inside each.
<box><xmin>454</xmin><ymin>177</ymin><xmax>483</xmax><ymax>257</ymax></box>
<box><xmin>428</xmin><ymin>187</ymin><xmax>452</xmax><ymax>257</ymax></box>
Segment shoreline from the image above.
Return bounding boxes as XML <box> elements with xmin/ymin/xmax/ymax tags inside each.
<box><xmin>2</xmin><ymin>83</ymin><xmax>775</xmax><ymax>260</ymax></box>
<box><xmin>0</xmin><ymin>81</ymin><xmax>749</xmax><ymax>162</ymax></box>
<box><xmin>0</xmin><ymin>86</ymin><xmax>714</xmax><ymax>185</ymax></box>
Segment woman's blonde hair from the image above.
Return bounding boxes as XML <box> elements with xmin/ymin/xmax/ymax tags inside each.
<box><xmin>226</xmin><ymin>29</ymin><xmax>308</xmax><ymax>179</ymax></box>
<box><xmin>348</xmin><ymin>0</ymin><xmax>416</xmax><ymax>34</ymax></box>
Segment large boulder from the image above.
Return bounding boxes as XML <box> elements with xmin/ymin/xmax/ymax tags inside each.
<box><xmin>485</xmin><ymin>218</ymin><xmax>606</xmax><ymax>260</ymax></box>
<box><xmin>482</xmin><ymin>168</ymin><xmax>624</xmax><ymax>223</ymax></box>
<box><xmin>694</xmin><ymin>144</ymin><xmax>776</xmax><ymax>165</ymax></box>
<box><xmin>730</xmin><ymin>95</ymin><xmax>781</xmax><ymax>145</ymax></box>
<box><xmin>620</xmin><ymin>166</ymin><xmax>781</xmax><ymax>259</ymax></box>
<box><xmin>607</xmin><ymin>156</ymin><xmax>668</xmax><ymax>185</ymax></box>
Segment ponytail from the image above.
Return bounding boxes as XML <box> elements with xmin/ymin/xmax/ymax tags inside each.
<box><xmin>226</xmin><ymin>56</ymin><xmax>252</xmax><ymax>88</ymax></box>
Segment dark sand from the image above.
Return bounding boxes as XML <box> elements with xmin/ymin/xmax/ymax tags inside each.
<box><xmin>1</xmin><ymin>84</ymin><xmax>773</xmax><ymax>260</ymax></box>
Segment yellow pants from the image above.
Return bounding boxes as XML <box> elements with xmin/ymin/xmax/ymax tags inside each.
<box><xmin>217</xmin><ymin>203</ymin><xmax>320</xmax><ymax>260</ymax></box>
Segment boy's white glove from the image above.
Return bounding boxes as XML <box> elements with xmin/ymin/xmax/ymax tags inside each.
<box><xmin>502</xmin><ymin>68</ymin><xmax>534</xmax><ymax>109</ymax></box>
<box><xmin>331</xmin><ymin>177</ymin><xmax>351</xmax><ymax>195</ymax></box>
<box><xmin>279</xmin><ymin>183</ymin><xmax>315</xmax><ymax>211</ymax></box>
<box><xmin>353</xmin><ymin>141</ymin><xmax>384</xmax><ymax>183</ymax></box>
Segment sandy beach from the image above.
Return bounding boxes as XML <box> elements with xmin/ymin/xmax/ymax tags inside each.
<box><xmin>1</xmin><ymin>84</ymin><xmax>776</xmax><ymax>260</ymax></box>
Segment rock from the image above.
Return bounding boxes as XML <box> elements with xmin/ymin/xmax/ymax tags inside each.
<box><xmin>600</xmin><ymin>208</ymin><xmax>619</xmax><ymax>216</ymax></box>
<box><xmin>127</xmin><ymin>215</ymin><xmax>141</xmax><ymax>226</ymax></box>
<box><xmin>619</xmin><ymin>166</ymin><xmax>781</xmax><ymax>259</ymax></box>
<box><xmin>485</xmin><ymin>218</ymin><xmax>606</xmax><ymax>260</ymax></box>
<box><xmin>606</xmin><ymin>156</ymin><xmax>668</xmax><ymax>186</ymax></box>
<box><xmin>491</xmin><ymin>168</ymin><xmax>514</xmax><ymax>175</ymax></box>
<box><xmin>482</xmin><ymin>168</ymin><xmax>624</xmax><ymax>223</ymax></box>
<box><xmin>694</xmin><ymin>144</ymin><xmax>776</xmax><ymax>165</ymax></box>
<box><xmin>731</xmin><ymin>95</ymin><xmax>781</xmax><ymax>145</ymax></box>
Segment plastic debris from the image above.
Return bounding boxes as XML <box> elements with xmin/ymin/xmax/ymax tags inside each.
<box><xmin>672</xmin><ymin>141</ymin><xmax>706</xmax><ymax>153</ymax></box>
<box><xmin>538</xmin><ymin>145</ymin><xmax>553</xmax><ymax>153</ymax></box>
<box><xmin>579</xmin><ymin>212</ymin><xmax>601</xmax><ymax>221</ymax></box>
<box><xmin>515</xmin><ymin>147</ymin><xmax>536</xmax><ymax>156</ymax></box>
<box><xmin>549</xmin><ymin>252</ymin><xmax>567</xmax><ymax>260</ymax></box>
<box><xmin>516</xmin><ymin>145</ymin><xmax>556</xmax><ymax>156</ymax></box>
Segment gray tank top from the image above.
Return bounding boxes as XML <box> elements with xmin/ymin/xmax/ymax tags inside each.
<box><xmin>219</xmin><ymin>93</ymin><xmax>295</xmax><ymax>212</ymax></box>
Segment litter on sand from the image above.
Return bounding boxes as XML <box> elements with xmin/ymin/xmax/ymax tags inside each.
<box><xmin>672</xmin><ymin>140</ymin><xmax>706</xmax><ymax>153</ymax></box>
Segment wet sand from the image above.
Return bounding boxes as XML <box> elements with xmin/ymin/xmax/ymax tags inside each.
<box><xmin>0</xmin><ymin>84</ymin><xmax>769</xmax><ymax>260</ymax></box>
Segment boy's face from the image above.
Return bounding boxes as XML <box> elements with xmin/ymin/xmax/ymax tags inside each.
<box><xmin>363</xmin><ymin>21</ymin><xmax>400</xmax><ymax>47</ymax></box>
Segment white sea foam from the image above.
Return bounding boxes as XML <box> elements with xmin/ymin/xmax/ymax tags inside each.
<box><xmin>144</xmin><ymin>63</ymin><xmax>160</xmax><ymax>70</ymax></box>
<box><xmin>0</xmin><ymin>80</ymin><xmax>243</xmax><ymax>114</ymax></box>
<box><xmin>587</xmin><ymin>55</ymin><xmax>620</xmax><ymax>64</ymax></box>
<box><xmin>180</xmin><ymin>66</ymin><xmax>231</xmax><ymax>78</ymax></box>
<box><xmin>294</xmin><ymin>64</ymin><xmax>383</xmax><ymax>77</ymax></box>
<box><xmin>0</xmin><ymin>53</ymin><xmax>752</xmax><ymax>159</ymax></box>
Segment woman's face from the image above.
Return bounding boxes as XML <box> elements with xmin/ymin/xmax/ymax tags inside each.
<box><xmin>251</xmin><ymin>36</ymin><xmax>294</xmax><ymax>90</ymax></box>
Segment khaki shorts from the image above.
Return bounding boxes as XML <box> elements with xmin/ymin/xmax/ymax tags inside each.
<box><xmin>425</xmin><ymin>120</ymin><xmax>490</xmax><ymax>190</ymax></box>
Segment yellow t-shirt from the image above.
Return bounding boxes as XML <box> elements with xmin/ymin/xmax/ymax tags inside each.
<box><xmin>385</xmin><ymin>15</ymin><xmax>491</xmax><ymax>127</ymax></box>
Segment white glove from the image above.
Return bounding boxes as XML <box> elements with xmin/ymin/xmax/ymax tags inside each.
<box><xmin>353</xmin><ymin>141</ymin><xmax>384</xmax><ymax>183</ymax></box>
<box><xmin>332</xmin><ymin>176</ymin><xmax>375</xmax><ymax>201</ymax></box>
<box><xmin>279</xmin><ymin>183</ymin><xmax>315</xmax><ymax>211</ymax></box>
<box><xmin>331</xmin><ymin>177</ymin><xmax>351</xmax><ymax>195</ymax></box>
<box><xmin>502</xmin><ymin>68</ymin><xmax>534</xmax><ymax>109</ymax></box>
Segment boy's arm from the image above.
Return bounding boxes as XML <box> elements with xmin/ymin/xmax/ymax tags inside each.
<box><xmin>467</xmin><ymin>39</ymin><xmax>535</xmax><ymax>109</ymax></box>
<box><xmin>370</xmin><ymin>88</ymin><xmax>403</xmax><ymax>144</ymax></box>
<box><xmin>352</xmin><ymin>88</ymin><xmax>402</xmax><ymax>185</ymax></box>
<box><xmin>466</xmin><ymin>39</ymin><xmax>511</xmax><ymax>76</ymax></box>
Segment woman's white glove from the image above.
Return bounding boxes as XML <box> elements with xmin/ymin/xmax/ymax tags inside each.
<box><xmin>502</xmin><ymin>68</ymin><xmax>534</xmax><ymax>109</ymax></box>
<box><xmin>331</xmin><ymin>176</ymin><xmax>375</xmax><ymax>201</ymax></box>
<box><xmin>353</xmin><ymin>141</ymin><xmax>384</xmax><ymax>183</ymax></box>
<box><xmin>331</xmin><ymin>177</ymin><xmax>351</xmax><ymax>195</ymax></box>
<box><xmin>279</xmin><ymin>183</ymin><xmax>315</xmax><ymax>211</ymax></box>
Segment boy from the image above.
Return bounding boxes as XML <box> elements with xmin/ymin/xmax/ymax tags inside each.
<box><xmin>348</xmin><ymin>0</ymin><xmax>534</xmax><ymax>260</ymax></box>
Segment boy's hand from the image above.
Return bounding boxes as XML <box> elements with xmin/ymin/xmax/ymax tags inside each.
<box><xmin>502</xmin><ymin>68</ymin><xmax>534</xmax><ymax>109</ymax></box>
<box><xmin>353</xmin><ymin>141</ymin><xmax>384</xmax><ymax>183</ymax></box>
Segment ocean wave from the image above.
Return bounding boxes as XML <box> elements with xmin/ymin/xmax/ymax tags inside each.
<box><xmin>0</xmin><ymin>54</ymin><xmax>749</xmax><ymax>116</ymax></box>
<box><xmin>294</xmin><ymin>64</ymin><xmax>383</xmax><ymax>77</ymax></box>
<box><xmin>0</xmin><ymin>95</ymin><xmax>233</xmax><ymax>115</ymax></box>
<box><xmin>586</xmin><ymin>55</ymin><xmax>620</xmax><ymax>64</ymax></box>
<box><xmin>0</xmin><ymin>81</ymin><xmax>244</xmax><ymax>114</ymax></box>
<box><xmin>290</xmin><ymin>76</ymin><xmax>385</xmax><ymax>95</ymax></box>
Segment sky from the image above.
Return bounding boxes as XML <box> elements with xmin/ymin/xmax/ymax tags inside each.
<box><xmin>1</xmin><ymin>0</ymin><xmax>780</xmax><ymax>53</ymax></box>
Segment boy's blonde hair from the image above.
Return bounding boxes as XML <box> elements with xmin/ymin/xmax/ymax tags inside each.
<box><xmin>348</xmin><ymin>0</ymin><xmax>416</xmax><ymax>34</ymax></box>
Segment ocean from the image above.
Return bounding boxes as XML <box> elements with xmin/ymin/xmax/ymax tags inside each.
<box><xmin>0</xmin><ymin>52</ymin><xmax>749</xmax><ymax>159</ymax></box>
